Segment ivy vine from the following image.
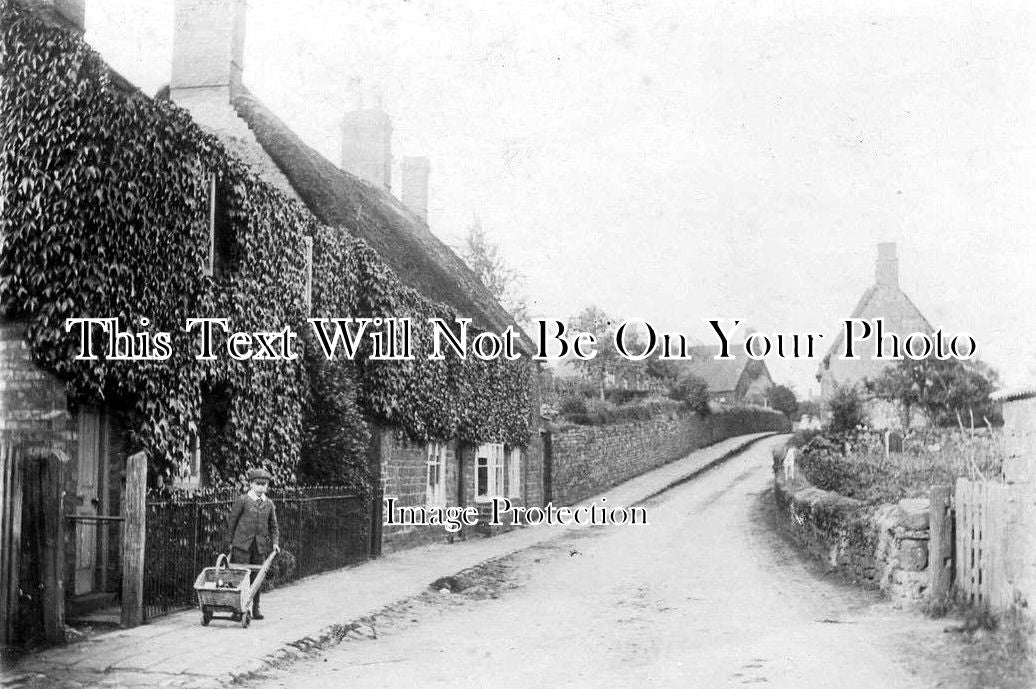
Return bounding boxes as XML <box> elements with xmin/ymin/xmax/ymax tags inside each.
<box><xmin>0</xmin><ymin>2</ymin><xmax>530</xmax><ymax>488</ymax></box>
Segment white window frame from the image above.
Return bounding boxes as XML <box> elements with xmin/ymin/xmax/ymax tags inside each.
<box><xmin>475</xmin><ymin>443</ymin><xmax>504</xmax><ymax>502</ymax></box>
<box><xmin>507</xmin><ymin>447</ymin><xmax>522</xmax><ymax>498</ymax></box>
<box><xmin>426</xmin><ymin>441</ymin><xmax>447</xmax><ymax>507</ymax></box>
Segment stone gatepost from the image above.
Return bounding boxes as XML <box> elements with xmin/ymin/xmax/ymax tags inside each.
<box><xmin>991</xmin><ymin>387</ymin><xmax>1036</xmax><ymax>608</ymax></box>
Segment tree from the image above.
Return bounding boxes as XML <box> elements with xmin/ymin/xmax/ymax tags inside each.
<box><xmin>867</xmin><ymin>357</ymin><xmax>1000</xmax><ymax>427</ymax></box>
<box><xmin>645</xmin><ymin>358</ymin><xmax>681</xmax><ymax>389</ymax></box>
<box><xmin>460</xmin><ymin>215</ymin><xmax>530</xmax><ymax>326</ymax></box>
<box><xmin>827</xmin><ymin>383</ymin><xmax>867</xmax><ymax>432</ymax></box>
<box><xmin>566</xmin><ymin>305</ymin><xmax>619</xmax><ymax>399</ymax></box>
<box><xmin>669</xmin><ymin>373</ymin><xmax>711</xmax><ymax>414</ymax></box>
<box><xmin>766</xmin><ymin>384</ymin><xmax>799</xmax><ymax>419</ymax></box>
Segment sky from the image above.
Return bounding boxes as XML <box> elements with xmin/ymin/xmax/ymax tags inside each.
<box><xmin>85</xmin><ymin>0</ymin><xmax>1036</xmax><ymax>397</ymax></box>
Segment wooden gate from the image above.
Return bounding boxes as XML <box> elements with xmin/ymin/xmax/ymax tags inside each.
<box><xmin>955</xmin><ymin>477</ymin><xmax>1011</xmax><ymax>609</ymax></box>
<box><xmin>0</xmin><ymin>439</ymin><xmax>65</xmax><ymax>648</ymax></box>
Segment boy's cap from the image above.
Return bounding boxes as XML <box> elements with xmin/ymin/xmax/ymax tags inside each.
<box><xmin>246</xmin><ymin>468</ymin><xmax>273</xmax><ymax>482</ymax></box>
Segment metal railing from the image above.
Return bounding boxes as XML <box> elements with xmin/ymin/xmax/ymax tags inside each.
<box><xmin>142</xmin><ymin>486</ymin><xmax>370</xmax><ymax>620</ymax></box>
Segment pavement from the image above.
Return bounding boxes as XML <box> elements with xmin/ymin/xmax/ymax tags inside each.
<box><xmin>0</xmin><ymin>432</ymin><xmax>775</xmax><ymax>688</ymax></box>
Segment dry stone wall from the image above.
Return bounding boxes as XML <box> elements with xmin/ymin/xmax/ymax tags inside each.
<box><xmin>772</xmin><ymin>445</ymin><xmax>930</xmax><ymax>603</ymax></box>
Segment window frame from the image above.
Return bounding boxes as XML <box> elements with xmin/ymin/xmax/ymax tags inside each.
<box><xmin>475</xmin><ymin>443</ymin><xmax>505</xmax><ymax>502</ymax></box>
<box><xmin>205</xmin><ymin>174</ymin><xmax>237</xmax><ymax>279</ymax></box>
<box><xmin>507</xmin><ymin>446</ymin><xmax>522</xmax><ymax>498</ymax></box>
<box><xmin>426</xmin><ymin>441</ymin><xmax>447</xmax><ymax>507</ymax></box>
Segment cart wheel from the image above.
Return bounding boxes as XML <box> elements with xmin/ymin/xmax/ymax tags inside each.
<box><xmin>241</xmin><ymin>611</ymin><xmax>250</xmax><ymax>628</ymax></box>
<box><xmin>201</xmin><ymin>608</ymin><xmax>212</xmax><ymax>626</ymax></box>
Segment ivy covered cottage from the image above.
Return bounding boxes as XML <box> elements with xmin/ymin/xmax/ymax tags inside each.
<box><xmin>0</xmin><ymin>0</ymin><xmax>541</xmax><ymax>647</ymax></box>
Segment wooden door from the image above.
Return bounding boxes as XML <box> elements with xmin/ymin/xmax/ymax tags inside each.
<box><xmin>75</xmin><ymin>410</ymin><xmax>108</xmax><ymax>596</ymax></box>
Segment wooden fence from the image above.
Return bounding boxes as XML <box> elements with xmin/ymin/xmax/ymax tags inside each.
<box><xmin>955</xmin><ymin>477</ymin><xmax>1012</xmax><ymax>609</ymax></box>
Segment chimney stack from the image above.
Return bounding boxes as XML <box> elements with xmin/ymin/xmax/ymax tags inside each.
<box><xmin>30</xmin><ymin>0</ymin><xmax>85</xmax><ymax>32</ymax></box>
<box><xmin>170</xmin><ymin>0</ymin><xmax>246</xmax><ymax>96</ymax></box>
<box><xmin>340</xmin><ymin>82</ymin><xmax>393</xmax><ymax>190</ymax></box>
<box><xmin>401</xmin><ymin>157</ymin><xmax>430</xmax><ymax>222</ymax></box>
<box><xmin>875</xmin><ymin>242</ymin><xmax>898</xmax><ymax>289</ymax></box>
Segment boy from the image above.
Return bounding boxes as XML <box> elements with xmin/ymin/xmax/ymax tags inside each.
<box><xmin>225</xmin><ymin>467</ymin><xmax>280</xmax><ymax>620</ymax></box>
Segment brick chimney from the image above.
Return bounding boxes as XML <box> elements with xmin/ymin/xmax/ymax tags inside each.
<box><xmin>875</xmin><ymin>242</ymin><xmax>898</xmax><ymax>289</ymax></box>
<box><xmin>170</xmin><ymin>0</ymin><xmax>246</xmax><ymax>97</ymax></box>
<box><xmin>340</xmin><ymin>81</ymin><xmax>393</xmax><ymax>190</ymax></box>
<box><xmin>29</xmin><ymin>0</ymin><xmax>85</xmax><ymax>32</ymax></box>
<box><xmin>401</xmin><ymin>157</ymin><xmax>430</xmax><ymax>222</ymax></box>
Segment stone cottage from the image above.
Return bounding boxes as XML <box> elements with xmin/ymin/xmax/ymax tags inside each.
<box><xmin>815</xmin><ymin>242</ymin><xmax>933</xmax><ymax>427</ymax></box>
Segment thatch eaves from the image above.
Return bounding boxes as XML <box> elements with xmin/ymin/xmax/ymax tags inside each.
<box><xmin>231</xmin><ymin>88</ymin><xmax>531</xmax><ymax>352</ymax></box>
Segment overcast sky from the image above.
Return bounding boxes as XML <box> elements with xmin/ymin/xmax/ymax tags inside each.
<box><xmin>86</xmin><ymin>0</ymin><xmax>1036</xmax><ymax>396</ymax></box>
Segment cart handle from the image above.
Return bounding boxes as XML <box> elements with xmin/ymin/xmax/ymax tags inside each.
<box><xmin>215</xmin><ymin>552</ymin><xmax>231</xmax><ymax>570</ymax></box>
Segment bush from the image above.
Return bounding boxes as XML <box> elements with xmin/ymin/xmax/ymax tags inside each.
<box><xmin>669</xmin><ymin>373</ymin><xmax>710</xmax><ymax>414</ymax></box>
<box><xmin>558</xmin><ymin>396</ymin><xmax>589</xmax><ymax>416</ymax></box>
<box><xmin>560</xmin><ymin>395</ymin><xmax>683</xmax><ymax>426</ymax></box>
<box><xmin>795</xmin><ymin>428</ymin><xmax>1004</xmax><ymax>504</ymax></box>
<box><xmin>261</xmin><ymin>548</ymin><xmax>298</xmax><ymax>592</ymax></box>
<box><xmin>789</xmin><ymin>427</ymin><xmax>825</xmax><ymax>449</ymax></box>
<box><xmin>605</xmin><ymin>389</ymin><xmax>651</xmax><ymax>405</ymax></box>
<box><xmin>766</xmin><ymin>384</ymin><xmax>799</xmax><ymax>419</ymax></box>
<box><xmin>827</xmin><ymin>383</ymin><xmax>867</xmax><ymax>432</ymax></box>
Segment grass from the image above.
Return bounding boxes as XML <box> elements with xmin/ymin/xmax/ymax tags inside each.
<box><xmin>795</xmin><ymin>428</ymin><xmax>1004</xmax><ymax>504</ymax></box>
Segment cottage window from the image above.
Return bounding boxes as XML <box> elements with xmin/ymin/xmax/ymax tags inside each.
<box><xmin>206</xmin><ymin>175</ymin><xmax>237</xmax><ymax>279</ymax></box>
<box><xmin>426</xmin><ymin>441</ymin><xmax>447</xmax><ymax>507</ymax></box>
<box><xmin>507</xmin><ymin>446</ymin><xmax>522</xmax><ymax>498</ymax></box>
<box><xmin>475</xmin><ymin>443</ymin><xmax>504</xmax><ymax>501</ymax></box>
<box><xmin>175</xmin><ymin>432</ymin><xmax>202</xmax><ymax>489</ymax></box>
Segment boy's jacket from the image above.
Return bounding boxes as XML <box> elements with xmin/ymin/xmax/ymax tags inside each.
<box><xmin>226</xmin><ymin>495</ymin><xmax>280</xmax><ymax>556</ymax></box>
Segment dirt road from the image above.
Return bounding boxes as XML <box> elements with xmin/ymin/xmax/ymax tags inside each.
<box><xmin>249</xmin><ymin>436</ymin><xmax>996</xmax><ymax>689</ymax></box>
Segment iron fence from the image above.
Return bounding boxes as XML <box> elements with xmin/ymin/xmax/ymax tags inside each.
<box><xmin>143</xmin><ymin>486</ymin><xmax>369</xmax><ymax>620</ymax></box>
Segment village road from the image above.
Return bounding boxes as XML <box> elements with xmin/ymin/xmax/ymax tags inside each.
<box><xmin>251</xmin><ymin>436</ymin><xmax>978</xmax><ymax>689</ymax></box>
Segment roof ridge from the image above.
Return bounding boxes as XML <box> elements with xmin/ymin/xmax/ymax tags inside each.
<box><xmin>230</xmin><ymin>87</ymin><xmax>533</xmax><ymax>351</ymax></box>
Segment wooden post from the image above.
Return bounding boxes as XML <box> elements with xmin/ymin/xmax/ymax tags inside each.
<box><xmin>928</xmin><ymin>484</ymin><xmax>954</xmax><ymax>604</ymax></box>
<box><xmin>41</xmin><ymin>453</ymin><xmax>65</xmax><ymax>643</ymax></box>
<box><xmin>0</xmin><ymin>441</ymin><xmax>24</xmax><ymax>647</ymax></box>
<box><xmin>121</xmin><ymin>451</ymin><xmax>147</xmax><ymax>628</ymax></box>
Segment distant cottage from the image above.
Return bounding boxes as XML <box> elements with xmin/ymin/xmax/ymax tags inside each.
<box><xmin>684</xmin><ymin>345</ymin><xmax>774</xmax><ymax>406</ymax></box>
<box><xmin>816</xmin><ymin>242</ymin><xmax>933</xmax><ymax>426</ymax></box>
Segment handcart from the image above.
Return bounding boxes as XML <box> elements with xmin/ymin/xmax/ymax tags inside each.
<box><xmin>194</xmin><ymin>551</ymin><xmax>276</xmax><ymax>628</ymax></box>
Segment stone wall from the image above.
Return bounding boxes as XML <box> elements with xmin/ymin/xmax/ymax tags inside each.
<box><xmin>772</xmin><ymin>445</ymin><xmax>930</xmax><ymax>603</ymax></box>
<box><xmin>550</xmin><ymin>408</ymin><xmax>789</xmax><ymax>507</ymax></box>
<box><xmin>377</xmin><ymin>429</ymin><xmax>456</xmax><ymax>553</ymax></box>
<box><xmin>995</xmin><ymin>389</ymin><xmax>1036</xmax><ymax>611</ymax></box>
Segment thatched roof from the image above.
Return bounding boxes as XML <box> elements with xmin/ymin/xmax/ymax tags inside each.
<box><xmin>231</xmin><ymin>88</ymin><xmax>529</xmax><ymax>350</ymax></box>
<box><xmin>685</xmin><ymin>345</ymin><xmax>771</xmax><ymax>394</ymax></box>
